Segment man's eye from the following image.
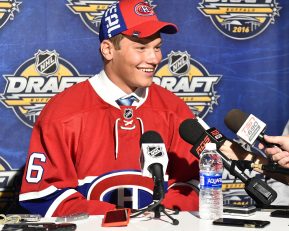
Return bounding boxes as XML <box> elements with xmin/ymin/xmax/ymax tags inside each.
<box><xmin>137</xmin><ymin>46</ymin><xmax>146</xmax><ymax>50</ymax></box>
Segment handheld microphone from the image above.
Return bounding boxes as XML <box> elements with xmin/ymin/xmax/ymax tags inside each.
<box><xmin>179</xmin><ymin>118</ymin><xmax>277</xmax><ymax>205</ymax></box>
<box><xmin>140</xmin><ymin>131</ymin><xmax>168</xmax><ymax>200</ymax></box>
<box><xmin>179</xmin><ymin>118</ymin><xmax>248</xmax><ymax>183</ymax></box>
<box><xmin>224</xmin><ymin>109</ymin><xmax>279</xmax><ymax>148</ymax></box>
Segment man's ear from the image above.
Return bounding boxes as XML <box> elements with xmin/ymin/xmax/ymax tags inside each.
<box><xmin>100</xmin><ymin>40</ymin><xmax>114</xmax><ymax>61</ymax></box>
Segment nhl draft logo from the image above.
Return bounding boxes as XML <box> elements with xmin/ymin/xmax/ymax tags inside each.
<box><xmin>0</xmin><ymin>50</ymin><xmax>91</xmax><ymax>128</ymax></box>
<box><xmin>198</xmin><ymin>0</ymin><xmax>281</xmax><ymax>40</ymax></box>
<box><xmin>147</xmin><ymin>145</ymin><xmax>163</xmax><ymax>158</ymax></box>
<box><xmin>154</xmin><ymin>51</ymin><xmax>221</xmax><ymax>118</ymax></box>
<box><xmin>0</xmin><ymin>0</ymin><xmax>21</xmax><ymax>29</ymax></box>
<box><xmin>66</xmin><ymin>0</ymin><xmax>155</xmax><ymax>35</ymax></box>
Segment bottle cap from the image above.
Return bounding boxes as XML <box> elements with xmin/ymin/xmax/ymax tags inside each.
<box><xmin>205</xmin><ymin>143</ymin><xmax>217</xmax><ymax>150</ymax></box>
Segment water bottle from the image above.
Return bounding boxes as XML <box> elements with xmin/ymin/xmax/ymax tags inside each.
<box><xmin>199</xmin><ymin>143</ymin><xmax>223</xmax><ymax>220</ymax></box>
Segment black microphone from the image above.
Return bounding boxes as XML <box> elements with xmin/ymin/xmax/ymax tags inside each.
<box><xmin>179</xmin><ymin>118</ymin><xmax>277</xmax><ymax>205</ymax></box>
<box><xmin>224</xmin><ymin>109</ymin><xmax>280</xmax><ymax>148</ymax></box>
<box><xmin>140</xmin><ymin>131</ymin><xmax>168</xmax><ymax>200</ymax></box>
<box><xmin>179</xmin><ymin>118</ymin><xmax>249</xmax><ymax>183</ymax></box>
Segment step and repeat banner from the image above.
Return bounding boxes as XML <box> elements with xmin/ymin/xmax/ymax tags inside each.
<box><xmin>0</xmin><ymin>0</ymin><xmax>288</xmax><ymax>212</ymax></box>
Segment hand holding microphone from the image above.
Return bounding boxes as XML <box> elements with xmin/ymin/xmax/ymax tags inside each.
<box><xmin>224</xmin><ymin>109</ymin><xmax>289</xmax><ymax>167</ymax></box>
<box><xmin>259</xmin><ymin>135</ymin><xmax>289</xmax><ymax>168</ymax></box>
<box><xmin>224</xmin><ymin>109</ymin><xmax>289</xmax><ymax>181</ymax></box>
<box><xmin>179</xmin><ymin>118</ymin><xmax>277</xmax><ymax>205</ymax></box>
<box><xmin>224</xmin><ymin>109</ymin><xmax>281</xmax><ymax>149</ymax></box>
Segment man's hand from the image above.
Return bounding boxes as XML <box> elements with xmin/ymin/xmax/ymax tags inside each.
<box><xmin>220</xmin><ymin>140</ymin><xmax>253</xmax><ymax>161</ymax></box>
<box><xmin>259</xmin><ymin>135</ymin><xmax>289</xmax><ymax>168</ymax></box>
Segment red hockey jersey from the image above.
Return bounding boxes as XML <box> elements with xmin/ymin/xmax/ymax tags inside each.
<box><xmin>19</xmin><ymin>73</ymin><xmax>199</xmax><ymax>217</ymax></box>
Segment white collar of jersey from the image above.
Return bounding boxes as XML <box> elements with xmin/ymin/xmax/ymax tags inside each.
<box><xmin>89</xmin><ymin>70</ymin><xmax>148</xmax><ymax>109</ymax></box>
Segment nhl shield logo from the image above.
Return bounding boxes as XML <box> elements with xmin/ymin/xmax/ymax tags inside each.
<box><xmin>123</xmin><ymin>108</ymin><xmax>133</xmax><ymax>120</ymax></box>
<box><xmin>147</xmin><ymin>145</ymin><xmax>163</xmax><ymax>157</ymax></box>
<box><xmin>120</xmin><ymin>107</ymin><xmax>135</xmax><ymax>130</ymax></box>
<box><xmin>35</xmin><ymin>50</ymin><xmax>59</xmax><ymax>76</ymax></box>
<box><xmin>168</xmin><ymin>51</ymin><xmax>190</xmax><ymax>76</ymax></box>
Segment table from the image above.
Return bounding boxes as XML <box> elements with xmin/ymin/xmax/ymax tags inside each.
<box><xmin>1</xmin><ymin>211</ymin><xmax>288</xmax><ymax>230</ymax></box>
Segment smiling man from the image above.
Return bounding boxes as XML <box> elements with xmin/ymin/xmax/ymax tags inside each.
<box><xmin>19</xmin><ymin>0</ymin><xmax>200</xmax><ymax>217</ymax></box>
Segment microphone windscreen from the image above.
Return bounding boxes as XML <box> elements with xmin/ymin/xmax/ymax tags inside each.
<box><xmin>140</xmin><ymin>130</ymin><xmax>163</xmax><ymax>145</ymax></box>
<box><xmin>179</xmin><ymin>119</ymin><xmax>204</xmax><ymax>145</ymax></box>
<box><xmin>224</xmin><ymin>109</ymin><xmax>249</xmax><ymax>133</ymax></box>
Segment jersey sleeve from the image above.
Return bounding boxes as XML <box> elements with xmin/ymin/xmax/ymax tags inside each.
<box><xmin>19</xmin><ymin>117</ymin><xmax>115</xmax><ymax>217</ymax></box>
<box><xmin>162</xmin><ymin>100</ymin><xmax>200</xmax><ymax>211</ymax></box>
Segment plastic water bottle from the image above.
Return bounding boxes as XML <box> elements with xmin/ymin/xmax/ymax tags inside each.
<box><xmin>199</xmin><ymin>143</ymin><xmax>223</xmax><ymax>220</ymax></box>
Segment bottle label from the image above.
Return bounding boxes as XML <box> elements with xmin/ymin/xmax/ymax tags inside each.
<box><xmin>200</xmin><ymin>173</ymin><xmax>222</xmax><ymax>188</ymax></box>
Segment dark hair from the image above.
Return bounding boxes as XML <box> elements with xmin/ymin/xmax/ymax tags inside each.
<box><xmin>108</xmin><ymin>33</ymin><xmax>125</xmax><ymax>50</ymax></box>
<box><xmin>99</xmin><ymin>33</ymin><xmax>125</xmax><ymax>61</ymax></box>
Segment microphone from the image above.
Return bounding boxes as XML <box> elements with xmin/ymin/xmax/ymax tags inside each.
<box><xmin>179</xmin><ymin>118</ymin><xmax>248</xmax><ymax>183</ymax></box>
<box><xmin>179</xmin><ymin>118</ymin><xmax>277</xmax><ymax>205</ymax></box>
<box><xmin>140</xmin><ymin>131</ymin><xmax>168</xmax><ymax>200</ymax></box>
<box><xmin>224</xmin><ymin>109</ymin><xmax>279</xmax><ymax>148</ymax></box>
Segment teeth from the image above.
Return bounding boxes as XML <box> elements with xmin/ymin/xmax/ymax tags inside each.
<box><xmin>139</xmin><ymin>68</ymin><xmax>154</xmax><ymax>72</ymax></box>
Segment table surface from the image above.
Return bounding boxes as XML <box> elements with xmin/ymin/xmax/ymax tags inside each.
<box><xmin>1</xmin><ymin>211</ymin><xmax>288</xmax><ymax>231</ymax></box>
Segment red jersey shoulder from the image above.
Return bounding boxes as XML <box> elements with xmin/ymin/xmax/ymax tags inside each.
<box><xmin>37</xmin><ymin>79</ymin><xmax>105</xmax><ymax>123</ymax></box>
<box><xmin>148</xmin><ymin>83</ymin><xmax>194</xmax><ymax>117</ymax></box>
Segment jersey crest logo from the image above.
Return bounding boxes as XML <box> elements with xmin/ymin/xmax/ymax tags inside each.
<box><xmin>0</xmin><ymin>0</ymin><xmax>21</xmax><ymax>30</ymax></box>
<box><xmin>0</xmin><ymin>50</ymin><xmax>91</xmax><ymax>128</ymax></box>
<box><xmin>87</xmin><ymin>171</ymin><xmax>156</xmax><ymax>209</ymax></box>
<box><xmin>154</xmin><ymin>51</ymin><xmax>222</xmax><ymax>118</ymax></box>
<box><xmin>198</xmin><ymin>0</ymin><xmax>281</xmax><ymax>40</ymax></box>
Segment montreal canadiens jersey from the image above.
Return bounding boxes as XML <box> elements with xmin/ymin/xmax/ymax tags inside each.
<box><xmin>19</xmin><ymin>74</ymin><xmax>199</xmax><ymax>217</ymax></box>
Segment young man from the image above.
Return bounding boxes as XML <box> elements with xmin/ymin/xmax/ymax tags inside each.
<box><xmin>19</xmin><ymin>0</ymin><xmax>199</xmax><ymax>217</ymax></box>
